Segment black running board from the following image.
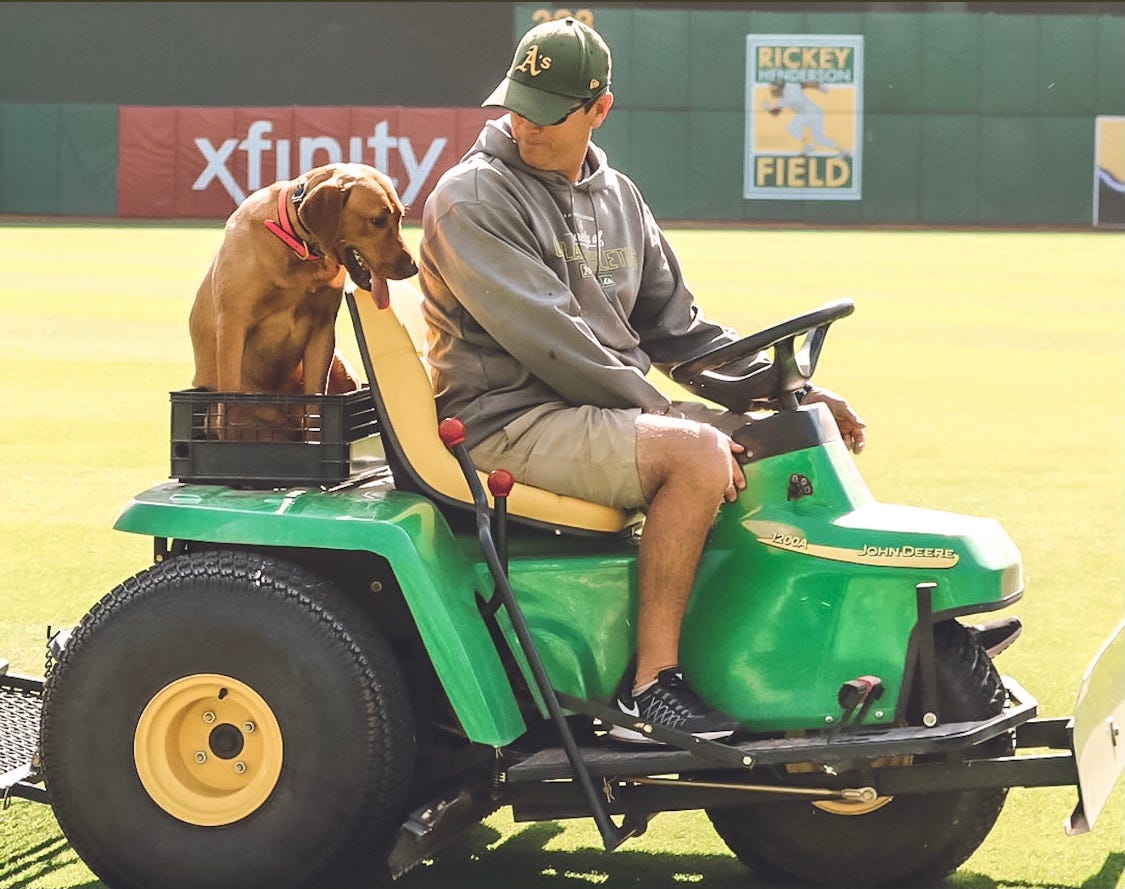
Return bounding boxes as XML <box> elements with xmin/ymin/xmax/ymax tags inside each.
<box><xmin>507</xmin><ymin>676</ymin><xmax>1038</xmax><ymax>784</ymax></box>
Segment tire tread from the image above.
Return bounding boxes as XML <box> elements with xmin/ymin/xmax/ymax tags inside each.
<box><xmin>42</xmin><ymin>550</ymin><xmax>413</xmax><ymax>889</ymax></box>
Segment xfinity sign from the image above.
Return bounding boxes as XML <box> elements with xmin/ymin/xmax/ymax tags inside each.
<box><xmin>117</xmin><ymin>105</ymin><xmax>494</xmax><ymax>219</ymax></box>
<box><xmin>193</xmin><ymin>120</ymin><xmax>448</xmax><ymax>206</ymax></box>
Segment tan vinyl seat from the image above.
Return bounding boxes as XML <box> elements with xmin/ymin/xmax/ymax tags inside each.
<box><xmin>347</xmin><ymin>284</ymin><xmax>640</xmax><ymax>535</ymax></box>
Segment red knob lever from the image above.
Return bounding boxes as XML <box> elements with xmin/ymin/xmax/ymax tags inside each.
<box><xmin>488</xmin><ymin>469</ymin><xmax>514</xmax><ymax>498</ymax></box>
<box><xmin>838</xmin><ymin>675</ymin><xmax>884</xmax><ymax>709</ymax></box>
<box><xmin>438</xmin><ymin>417</ymin><xmax>466</xmax><ymax>448</ymax></box>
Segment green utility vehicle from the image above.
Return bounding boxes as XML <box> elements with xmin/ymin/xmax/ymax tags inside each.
<box><xmin>2</xmin><ymin>288</ymin><xmax>1122</xmax><ymax>889</ymax></box>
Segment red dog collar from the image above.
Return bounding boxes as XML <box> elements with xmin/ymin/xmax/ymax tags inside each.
<box><xmin>264</xmin><ymin>182</ymin><xmax>321</xmax><ymax>261</ymax></box>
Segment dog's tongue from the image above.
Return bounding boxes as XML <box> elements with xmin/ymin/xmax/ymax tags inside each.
<box><xmin>370</xmin><ymin>278</ymin><xmax>390</xmax><ymax>310</ymax></box>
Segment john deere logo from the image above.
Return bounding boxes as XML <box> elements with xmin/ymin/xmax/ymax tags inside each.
<box><xmin>743</xmin><ymin>521</ymin><xmax>959</xmax><ymax>569</ymax></box>
<box><xmin>516</xmin><ymin>45</ymin><xmax>552</xmax><ymax>77</ymax></box>
<box><xmin>760</xmin><ymin>532</ymin><xmax>959</xmax><ymax>569</ymax></box>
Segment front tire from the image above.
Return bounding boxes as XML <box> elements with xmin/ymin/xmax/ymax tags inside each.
<box><xmin>708</xmin><ymin>621</ymin><xmax>1011</xmax><ymax>887</ymax></box>
<box><xmin>41</xmin><ymin>550</ymin><xmax>414</xmax><ymax>889</ymax></box>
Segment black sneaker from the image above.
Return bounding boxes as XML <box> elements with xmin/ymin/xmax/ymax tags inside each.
<box><xmin>609</xmin><ymin>668</ymin><xmax>740</xmax><ymax>744</ymax></box>
<box><xmin>967</xmin><ymin>616</ymin><xmax>1022</xmax><ymax>658</ymax></box>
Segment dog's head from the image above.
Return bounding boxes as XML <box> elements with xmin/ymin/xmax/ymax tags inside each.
<box><xmin>297</xmin><ymin>164</ymin><xmax>418</xmax><ymax>306</ymax></box>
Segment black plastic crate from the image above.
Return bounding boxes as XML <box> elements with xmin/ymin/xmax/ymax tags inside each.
<box><xmin>170</xmin><ymin>388</ymin><xmax>381</xmax><ymax>487</ymax></box>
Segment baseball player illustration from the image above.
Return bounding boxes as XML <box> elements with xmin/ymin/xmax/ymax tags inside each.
<box><xmin>763</xmin><ymin>78</ymin><xmax>846</xmax><ymax>156</ymax></box>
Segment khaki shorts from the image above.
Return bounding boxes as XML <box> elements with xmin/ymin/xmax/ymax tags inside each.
<box><xmin>469</xmin><ymin>401</ymin><xmax>747</xmax><ymax>510</ymax></box>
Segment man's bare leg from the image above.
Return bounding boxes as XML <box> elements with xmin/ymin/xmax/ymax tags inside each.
<box><xmin>633</xmin><ymin>416</ymin><xmax>745</xmax><ymax>688</ymax></box>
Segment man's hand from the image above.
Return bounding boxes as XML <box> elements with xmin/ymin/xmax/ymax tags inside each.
<box><xmin>803</xmin><ymin>386</ymin><xmax>866</xmax><ymax>453</ymax></box>
<box><xmin>724</xmin><ymin>436</ymin><xmax>747</xmax><ymax>503</ymax></box>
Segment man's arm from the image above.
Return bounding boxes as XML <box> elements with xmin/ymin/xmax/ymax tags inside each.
<box><xmin>618</xmin><ymin>199</ymin><xmax>866</xmax><ymax>443</ymax></box>
<box><xmin>623</xmin><ymin>208</ymin><xmax>776</xmax><ymax>393</ymax></box>
<box><xmin>424</xmin><ymin>201</ymin><xmax>673</xmax><ymax>414</ymax></box>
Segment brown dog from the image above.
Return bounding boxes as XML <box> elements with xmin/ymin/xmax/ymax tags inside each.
<box><xmin>189</xmin><ymin>163</ymin><xmax>417</xmax><ymax>438</ymax></box>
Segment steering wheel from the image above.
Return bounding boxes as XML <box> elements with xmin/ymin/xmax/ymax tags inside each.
<box><xmin>669</xmin><ymin>299</ymin><xmax>855</xmax><ymax>413</ymax></box>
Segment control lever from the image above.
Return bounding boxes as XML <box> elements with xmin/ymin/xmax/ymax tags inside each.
<box><xmin>830</xmin><ymin>675</ymin><xmax>884</xmax><ymax>740</ymax></box>
<box><xmin>438</xmin><ymin>417</ymin><xmax>640</xmax><ymax>851</ymax></box>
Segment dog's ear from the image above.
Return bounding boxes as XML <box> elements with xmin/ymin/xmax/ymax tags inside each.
<box><xmin>298</xmin><ymin>175</ymin><xmax>346</xmax><ymax>248</ymax></box>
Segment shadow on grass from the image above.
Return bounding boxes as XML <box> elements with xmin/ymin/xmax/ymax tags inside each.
<box><xmin>1079</xmin><ymin>854</ymin><xmax>1125</xmax><ymax>889</ymax></box>
<box><xmin>0</xmin><ymin>831</ymin><xmax>100</xmax><ymax>889</ymax></box>
<box><xmin>950</xmin><ymin>852</ymin><xmax>1123</xmax><ymax>889</ymax></box>
<box><xmin>402</xmin><ymin>824</ymin><xmax>1125</xmax><ymax>889</ymax></box>
<box><xmin>0</xmin><ymin>836</ymin><xmax>68</xmax><ymax>883</ymax></box>
<box><xmin>1</xmin><ymin>814</ymin><xmax>1121</xmax><ymax>889</ymax></box>
<box><xmin>406</xmin><ymin>821</ymin><xmax>770</xmax><ymax>888</ymax></box>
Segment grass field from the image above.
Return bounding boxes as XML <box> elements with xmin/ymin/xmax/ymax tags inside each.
<box><xmin>0</xmin><ymin>223</ymin><xmax>1122</xmax><ymax>888</ymax></box>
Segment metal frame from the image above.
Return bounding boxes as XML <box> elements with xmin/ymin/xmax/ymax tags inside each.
<box><xmin>0</xmin><ymin>672</ymin><xmax>48</xmax><ymax>807</ymax></box>
<box><xmin>501</xmin><ymin>712</ymin><xmax>1080</xmax><ymax>823</ymax></box>
<box><xmin>507</xmin><ymin>676</ymin><xmax>1039</xmax><ymax>783</ymax></box>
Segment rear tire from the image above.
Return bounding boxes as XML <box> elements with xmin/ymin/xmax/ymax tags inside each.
<box><xmin>708</xmin><ymin>621</ymin><xmax>1011</xmax><ymax>887</ymax></box>
<box><xmin>41</xmin><ymin>550</ymin><xmax>414</xmax><ymax>889</ymax></box>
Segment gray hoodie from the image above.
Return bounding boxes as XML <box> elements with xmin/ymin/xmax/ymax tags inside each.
<box><xmin>420</xmin><ymin>116</ymin><xmax>738</xmax><ymax>449</ymax></box>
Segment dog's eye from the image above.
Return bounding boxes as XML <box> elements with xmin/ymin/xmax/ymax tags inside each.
<box><xmin>371</xmin><ymin>214</ymin><xmax>389</xmax><ymax>230</ymax></box>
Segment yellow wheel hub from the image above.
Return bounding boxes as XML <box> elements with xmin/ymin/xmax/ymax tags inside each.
<box><xmin>134</xmin><ymin>673</ymin><xmax>283</xmax><ymax>826</ymax></box>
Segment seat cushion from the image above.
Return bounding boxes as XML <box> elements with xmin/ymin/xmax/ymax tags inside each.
<box><xmin>349</xmin><ymin>285</ymin><xmax>639</xmax><ymax>535</ymax></box>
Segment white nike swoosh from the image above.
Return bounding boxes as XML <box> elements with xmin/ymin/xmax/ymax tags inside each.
<box><xmin>618</xmin><ymin>699</ymin><xmax>640</xmax><ymax>718</ymax></box>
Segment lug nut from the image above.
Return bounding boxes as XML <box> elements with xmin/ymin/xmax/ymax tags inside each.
<box><xmin>243</xmin><ymin>721</ymin><xmax>256</xmax><ymax>734</ymax></box>
<box><xmin>234</xmin><ymin>761</ymin><xmax>247</xmax><ymax>774</ymax></box>
<box><xmin>202</xmin><ymin>711</ymin><xmax>216</xmax><ymax>724</ymax></box>
<box><xmin>194</xmin><ymin>751</ymin><xmax>208</xmax><ymax>764</ymax></box>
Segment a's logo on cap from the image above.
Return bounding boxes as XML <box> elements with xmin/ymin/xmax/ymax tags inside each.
<box><xmin>515</xmin><ymin>44</ymin><xmax>552</xmax><ymax>77</ymax></box>
<box><xmin>590</xmin><ymin>79</ymin><xmax>600</xmax><ymax>89</ymax></box>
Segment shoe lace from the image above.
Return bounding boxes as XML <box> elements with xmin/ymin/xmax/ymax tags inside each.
<box><xmin>637</xmin><ymin>670</ymin><xmax>709</xmax><ymax>726</ymax></box>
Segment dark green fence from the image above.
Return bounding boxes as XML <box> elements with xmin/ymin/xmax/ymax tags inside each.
<box><xmin>1</xmin><ymin>3</ymin><xmax>1121</xmax><ymax>225</ymax></box>
<box><xmin>516</xmin><ymin>4</ymin><xmax>1124</xmax><ymax>225</ymax></box>
<box><xmin>0</xmin><ymin>104</ymin><xmax>117</xmax><ymax>215</ymax></box>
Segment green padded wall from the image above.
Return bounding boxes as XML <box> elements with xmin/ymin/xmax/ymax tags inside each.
<box><xmin>0</xmin><ymin>104</ymin><xmax>116</xmax><ymax>215</ymax></box>
<box><xmin>0</xmin><ymin>4</ymin><xmax>1121</xmax><ymax>225</ymax></box>
<box><xmin>516</xmin><ymin>5</ymin><xmax>1124</xmax><ymax>226</ymax></box>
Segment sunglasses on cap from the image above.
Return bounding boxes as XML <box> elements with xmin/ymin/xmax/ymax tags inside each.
<box><xmin>546</xmin><ymin>87</ymin><xmax>609</xmax><ymax>126</ymax></box>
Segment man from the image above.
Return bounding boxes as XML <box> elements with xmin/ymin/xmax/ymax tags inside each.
<box><xmin>420</xmin><ymin>18</ymin><xmax>866</xmax><ymax>742</ymax></box>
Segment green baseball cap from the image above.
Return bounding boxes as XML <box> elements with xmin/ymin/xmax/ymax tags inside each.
<box><xmin>483</xmin><ymin>18</ymin><xmax>612</xmax><ymax>127</ymax></box>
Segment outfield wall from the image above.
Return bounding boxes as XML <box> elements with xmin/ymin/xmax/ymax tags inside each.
<box><xmin>519</xmin><ymin>4</ymin><xmax>1125</xmax><ymax>225</ymax></box>
<box><xmin>1</xmin><ymin>3</ymin><xmax>1121</xmax><ymax>225</ymax></box>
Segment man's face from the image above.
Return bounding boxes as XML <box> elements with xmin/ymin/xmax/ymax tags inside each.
<box><xmin>509</xmin><ymin>93</ymin><xmax>612</xmax><ymax>180</ymax></box>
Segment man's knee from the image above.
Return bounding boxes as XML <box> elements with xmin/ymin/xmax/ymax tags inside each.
<box><xmin>636</xmin><ymin>416</ymin><xmax>732</xmax><ymax>501</ymax></box>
